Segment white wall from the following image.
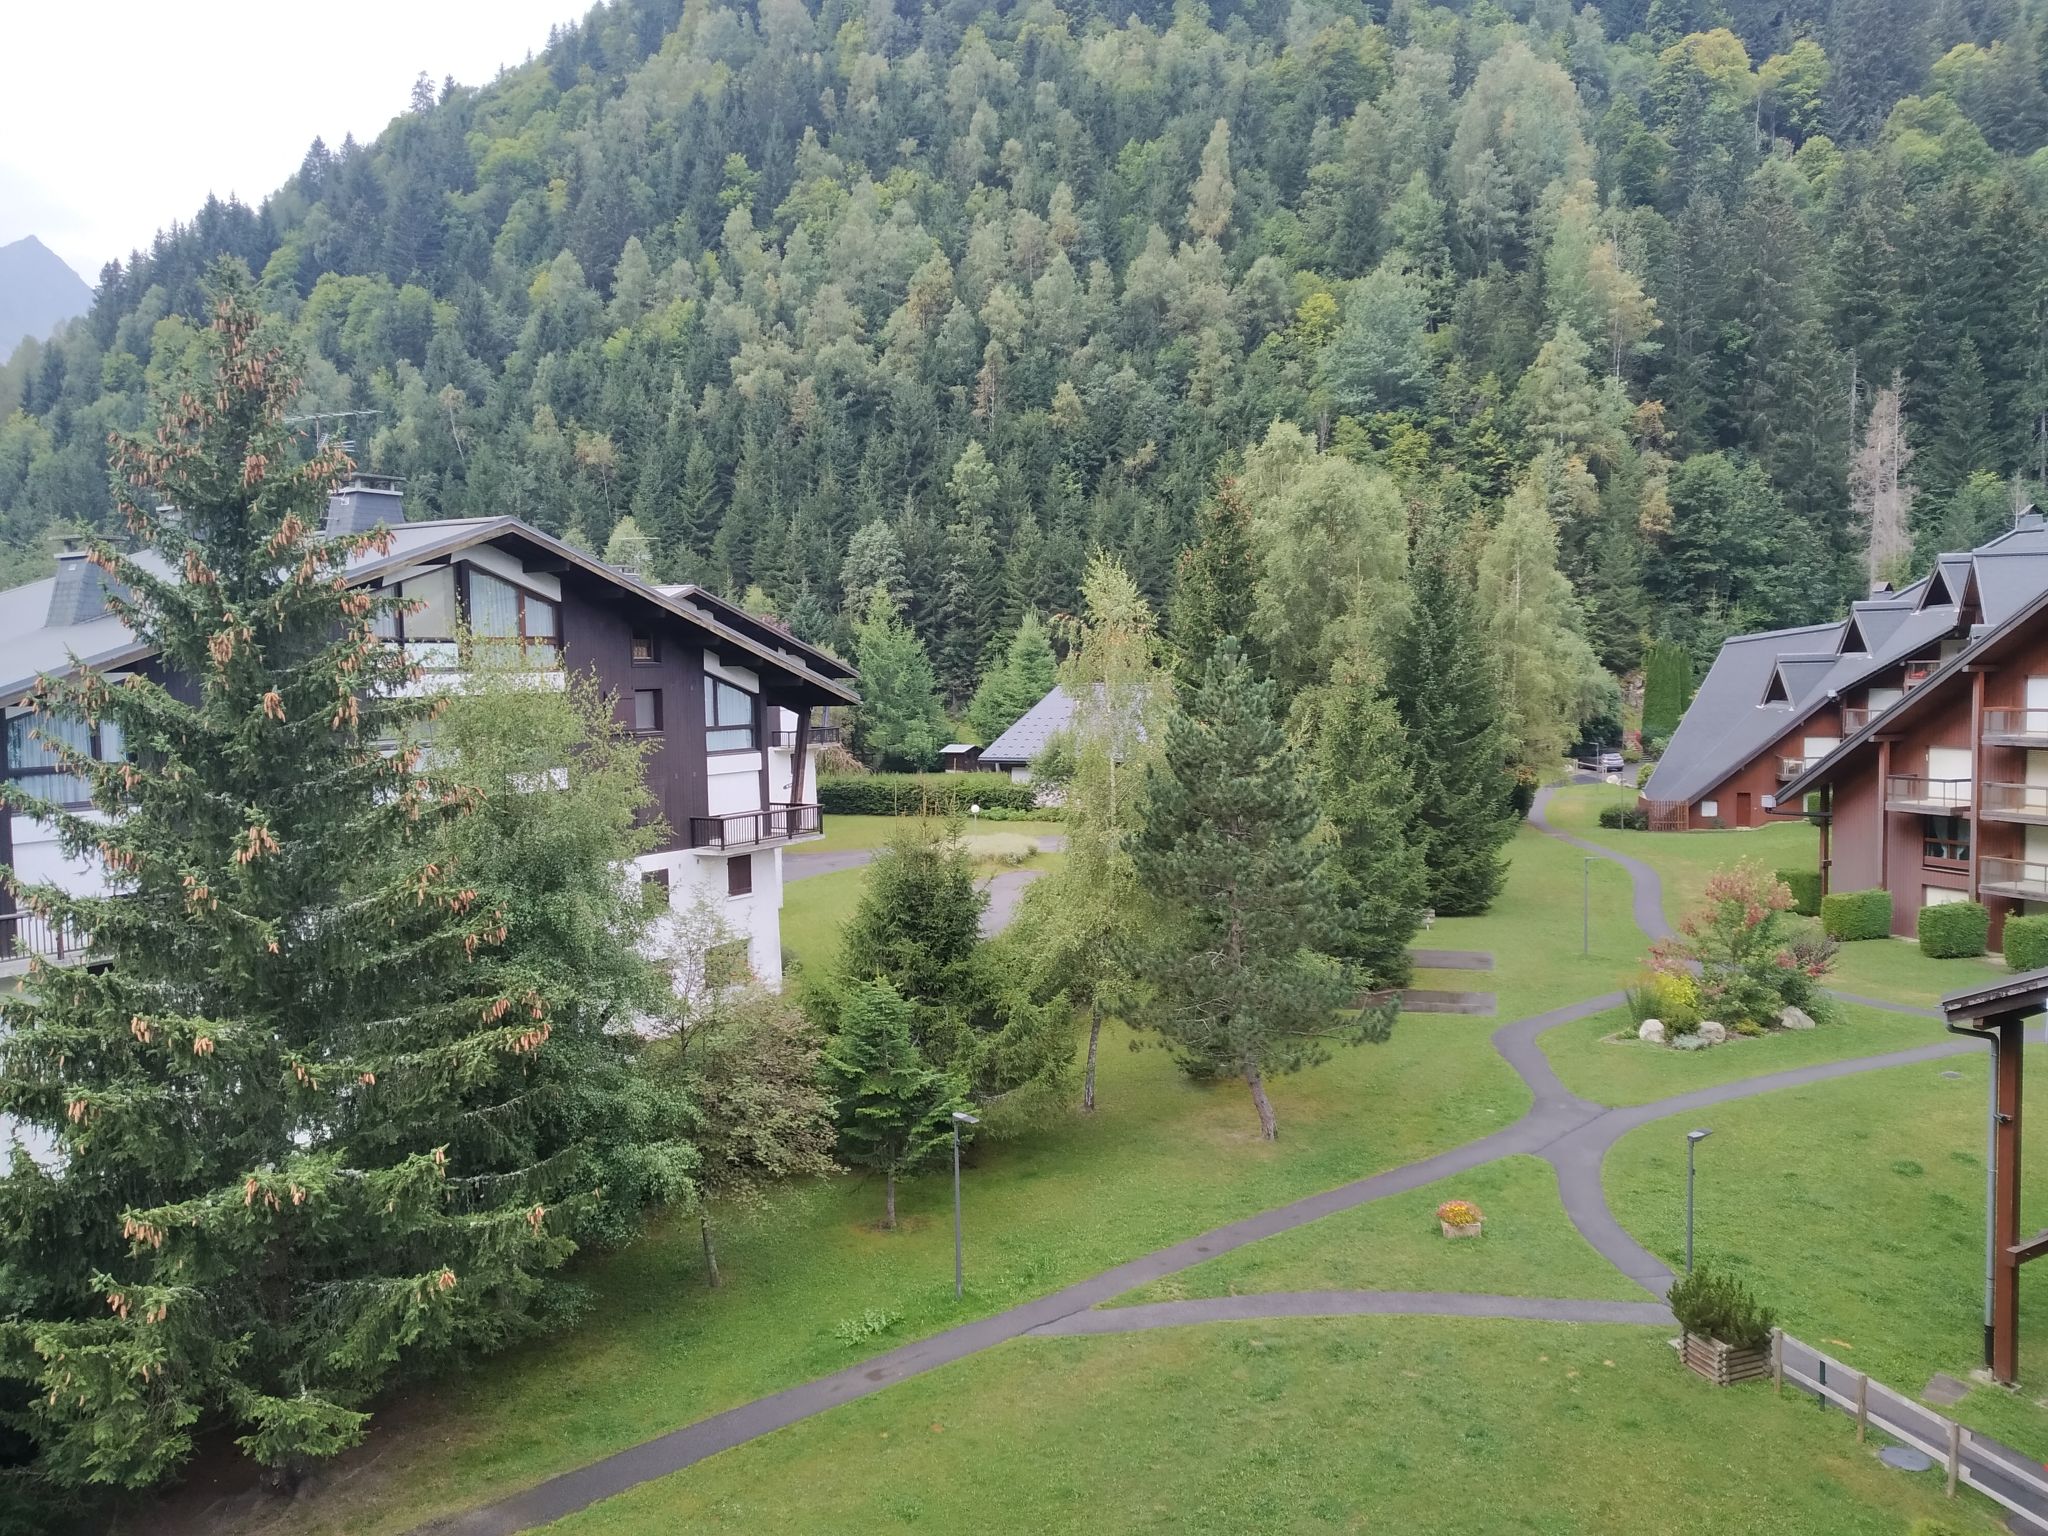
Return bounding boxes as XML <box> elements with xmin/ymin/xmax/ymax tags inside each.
<box><xmin>706</xmin><ymin>753</ymin><xmax>765</xmax><ymax>815</ymax></box>
<box><xmin>636</xmin><ymin>845</ymin><xmax>786</xmax><ymax>991</ymax></box>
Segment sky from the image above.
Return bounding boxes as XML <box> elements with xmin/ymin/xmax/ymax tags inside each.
<box><xmin>1</xmin><ymin>0</ymin><xmax>585</xmax><ymax>284</ymax></box>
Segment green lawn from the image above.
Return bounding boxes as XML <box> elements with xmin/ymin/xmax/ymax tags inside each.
<box><xmin>540</xmin><ymin>1318</ymin><xmax>1995</xmax><ymax>1535</ymax></box>
<box><xmin>1113</xmin><ymin>1155</ymin><xmax>1646</xmax><ymax>1305</ymax></box>
<box><xmin>1605</xmin><ymin>1046</ymin><xmax>2048</xmax><ymax>1454</ymax></box>
<box><xmin>1544</xmin><ymin>784</ymin><xmax>1818</xmax><ymax>921</ymax></box>
<box><xmin>1830</xmin><ymin>934</ymin><xmax>2008</xmax><ymax>1007</ymax></box>
<box><xmin>1541</xmin><ymin>1000</ymin><xmax>1949</xmax><ymax>1107</ymax></box>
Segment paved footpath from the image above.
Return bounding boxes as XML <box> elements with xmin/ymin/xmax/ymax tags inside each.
<box><xmin>416</xmin><ymin>786</ymin><xmax>1968</xmax><ymax>1536</ymax></box>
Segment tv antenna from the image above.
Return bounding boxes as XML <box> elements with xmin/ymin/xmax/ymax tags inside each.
<box><xmin>284</xmin><ymin>408</ymin><xmax>381</xmax><ymax>458</ymax></box>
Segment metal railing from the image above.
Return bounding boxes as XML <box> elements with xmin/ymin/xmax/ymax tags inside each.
<box><xmin>1985</xmin><ymin>707</ymin><xmax>2048</xmax><ymax>743</ymax></box>
<box><xmin>687</xmin><ymin>803</ymin><xmax>823</xmax><ymax>850</ymax></box>
<box><xmin>1841</xmin><ymin>707</ymin><xmax>1874</xmax><ymax>732</ymax></box>
<box><xmin>1884</xmin><ymin>775</ymin><xmax>1973</xmax><ymax>809</ymax></box>
<box><xmin>1982</xmin><ymin>782</ymin><xmax>2048</xmax><ymax>819</ymax></box>
<box><xmin>0</xmin><ymin>909</ymin><xmax>94</xmax><ymax>966</ymax></box>
<box><xmin>1904</xmin><ymin>660</ymin><xmax>1940</xmax><ymax>690</ymax></box>
<box><xmin>1777</xmin><ymin>757</ymin><xmax>1807</xmax><ymax>781</ymax></box>
<box><xmin>1980</xmin><ymin>856</ymin><xmax>2048</xmax><ymax>897</ymax></box>
<box><xmin>767</xmin><ymin>726</ymin><xmax>843</xmax><ymax>749</ymax></box>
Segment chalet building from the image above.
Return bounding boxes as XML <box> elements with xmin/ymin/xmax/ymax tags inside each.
<box><xmin>980</xmin><ymin>685</ymin><xmax>1077</xmax><ymax>782</ymax></box>
<box><xmin>1642</xmin><ymin>516</ymin><xmax>2048</xmax><ymax>831</ymax></box>
<box><xmin>0</xmin><ymin>475</ymin><xmax>856</xmax><ymax>991</ymax></box>
<box><xmin>1778</xmin><ymin>525</ymin><xmax>2048</xmax><ymax>942</ymax></box>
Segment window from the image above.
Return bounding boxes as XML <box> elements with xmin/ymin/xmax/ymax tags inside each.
<box><xmin>705</xmin><ymin>677</ymin><xmax>756</xmax><ymax>752</ymax></box>
<box><xmin>402</xmin><ymin>567</ymin><xmax>457</xmax><ymax>640</ymax></box>
<box><xmin>727</xmin><ymin>855</ymin><xmax>753</xmax><ymax>897</ymax></box>
<box><xmin>641</xmin><ymin>867</ymin><xmax>670</xmax><ymax>890</ymax></box>
<box><xmin>632</xmin><ymin>689</ymin><xmax>663</xmax><ymax>734</ymax></box>
<box><xmin>1924</xmin><ymin>815</ymin><xmax>1970</xmax><ymax>865</ymax></box>
<box><xmin>468</xmin><ymin>568</ymin><xmax>560</xmax><ymax>667</ymax></box>
<box><xmin>1698</xmin><ymin>799</ymin><xmax>1719</xmax><ymax>821</ymax></box>
<box><xmin>4</xmin><ymin>714</ymin><xmax>110</xmax><ymax>808</ymax></box>
<box><xmin>632</xmin><ymin>632</ymin><xmax>657</xmax><ymax>663</ymax></box>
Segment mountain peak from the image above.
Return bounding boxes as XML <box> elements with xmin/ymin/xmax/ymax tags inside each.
<box><xmin>1</xmin><ymin>236</ymin><xmax>93</xmax><ymax>358</ymax></box>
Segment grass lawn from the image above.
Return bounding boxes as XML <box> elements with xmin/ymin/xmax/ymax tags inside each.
<box><xmin>538</xmin><ymin>1318</ymin><xmax>1997</xmax><ymax>1535</ymax></box>
<box><xmin>1113</xmin><ymin>1155</ymin><xmax>1647</xmax><ymax>1305</ymax></box>
<box><xmin>1541</xmin><ymin>1000</ymin><xmax>1950</xmax><ymax>1107</ymax></box>
<box><xmin>804</xmin><ymin>813</ymin><xmax>1063</xmax><ymax>857</ymax></box>
<box><xmin>1830</xmin><ymin>935</ymin><xmax>2008</xmax><ymax>1007</ymax></box>
<box><xmin>1544</xmin><ymin>784</ymin><xmax>1817</xmax><ymax>922</ymax></box>
<box><xmin>1605</xmin><ymin>1046</ymin><xmax>2048</xmax><ymax>1455</ymax></box>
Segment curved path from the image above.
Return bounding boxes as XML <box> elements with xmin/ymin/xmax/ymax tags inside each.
<box><xmin>418</xmin><ymin>786</ymin><xmax>1965</xmax><ymax>1536</ymax></box>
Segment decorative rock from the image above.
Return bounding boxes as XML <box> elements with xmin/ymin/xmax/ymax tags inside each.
<box><xmin>1698</xmin><ymin>1020</ymin><xmax>1728</xmax><ymax>1044</ymax></box>
<box><xmin>1638</xmin><ymin>1018</ymin><xmax>1667</xmax><ymax>1044</ymax></box>
<box><xmin>1779</xmin><ymin>1006</ymin><xmax>1816</xmax><ymax>1031</ymax></box>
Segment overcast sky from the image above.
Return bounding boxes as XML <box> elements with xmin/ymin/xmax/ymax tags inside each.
<box><xmin>2</xmin><ymin>0</ymin><xmax>584</xmax><ymax>285</ymax></box>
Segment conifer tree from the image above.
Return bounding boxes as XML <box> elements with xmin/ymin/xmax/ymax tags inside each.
<box><xmin>849</xmin><ymin>586</ymin><xmax>946</xmax><ymax>770</ymax></box>
<box><xmin>1130</xmin><ymin>640</ymin><xmax>1375</xmax><ymax>1141</ymax></box>
<box><xmin>1640</xmin><ymin>638</ymin><xmax>1695</xmax><ymax>742</ymax></box>
<box><xmin>0</xmin><ymin>266</ymin><xmax>577</xmax><ymax>1492</ymax></box>
<box><xmin>966</xmin><ymin>611</ymin><xmax>1057</xmax><ymax>743</ymax></box>
<box><xmin>1166</xmin><ymin>479</ymin><xmax>1255</xmax><ymax>690</ymax></box>
<box><xmin>818</xmin><ymin>980</ymin><xmax>964</xmax><ymax>1229</ymax></box>
<box><xmin>1388</xmin><ymin>548</ymin><xmax>1517</xmax><ymax>916</ymax></box>
<box><xmin>1296</xmin><ymin>669</ymin><xmax>1427</xmax><ymax>990</ymax></box>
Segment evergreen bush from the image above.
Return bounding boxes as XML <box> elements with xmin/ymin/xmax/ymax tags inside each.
<box><xmin>1777</xmin><ymin>867</ymin><xmax>1821</xmax><ymax>917</ymax></box>
<box><xmin>1821</xmin><ymin>888</ymin><xmax>1892</xmax><ymax>940</ymax></box>
<box><xmin>1918</xmin><ymin>900</ymin><xmax>1989</xmax><ymax>959</ymax></box>
<box><xmin>1667</xmin><ymin>1261</ymin><xmax>1775</xmax><ymax>1350</ymax></box>
<box><xmin>1598</xmin><ymin>803</ymin><xmax>1649</xmax><ymax>830</ymax></box>
<box><xmin>1640</xmin><ymin>639</ymin><xmax>1695</xmax><ymax>741</ymax></box>
<box><xmin>817</xmin><ymin>773</ymin><xmax>1035</xmax><ymax>816</ymax></box>
<box><xmin>2005</xmin><ymin>914</ymin><xmax>2048</xmax><ymax>972</ymax></box>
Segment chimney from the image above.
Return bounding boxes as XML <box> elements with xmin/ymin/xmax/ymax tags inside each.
<box><xmin>47</xmin><ymin>548</ymin><xmax>112</xmax><ymax>627</ymax></box>
<box><xmin>324</xmin><ymin>473</ymin><xmax>406</xmax><ymax>536</ymax></box>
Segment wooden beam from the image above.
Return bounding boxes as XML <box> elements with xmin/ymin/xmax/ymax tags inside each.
<box><xmin>2008</xmin><ymin>1231</ymin><xmax>2048</xmax><ymax>1266</ymax></box>
<box><xmin>1993</xmin><ymin>1011</ymin><xmax>2024</xmax><ymax>1384</ymax></box>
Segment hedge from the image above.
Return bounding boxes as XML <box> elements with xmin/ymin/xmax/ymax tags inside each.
<box><xmin>2006</xmin><ymin>914</ymin><xmax>2048</xmax><ymax>973</ymax></box>
<box><xmin>1821</xmin><ymin>888</ymin><xmax>1892</xmax><ymax>941</ymax></box>
<box><xmin>817</xmin><ymin>773</ymin><xmax>1036</xmax><ymax>816</ymax></box>
<box><xmin>1597</xmin><ymin>804</ymin><xmax>1649</xmax><ymax>830</ymax></box>
<box><xmin>1919</xmin><ymin>900</ymin><xmax>1990</xmax><ymax>959</ymax></box>
<box><xmin>1777</xmin><ymin>868</ymin><xmax>1821</xmax><ymax>917</ymax></box>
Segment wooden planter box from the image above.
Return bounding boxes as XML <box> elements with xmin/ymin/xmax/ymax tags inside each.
<box><xmin>1440</xmin><ymin>1220</ymin><xmax>1483</xmax><ymax>1240</ymax></box>
<box><xmin>1681</xmin><ymin>1332</ymin><xmax>1769</xmax><ymax>1386</ymax></box>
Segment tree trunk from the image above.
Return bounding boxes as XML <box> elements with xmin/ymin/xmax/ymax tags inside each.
<box><xmin>1244</xmin><ymin>1060</ymin><xmax>1277</xmax><ymax>1141</ymax></box>
<box><xmin>884</xmin><ymin>1169</ymin><xmax>897</xmax><ymax>1230</ymax></box>
<box><xmin>700</xmin><ymin>1211</ymin><xmax>722</xmax><ymax>1289</ymax></box>
<box><xmin>1082</xmin><ymin>997</ymin><xmax>1103</xmax><ymax>1112</ymax></box>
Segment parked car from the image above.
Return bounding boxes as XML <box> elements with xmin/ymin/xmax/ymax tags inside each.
<box><xmin>1598</xmin><ymin>750</ymin><xmax>1625</xmax><ymax>774</ymax></box>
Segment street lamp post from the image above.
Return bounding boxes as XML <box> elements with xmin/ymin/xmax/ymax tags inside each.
<box><xmin>1686</xmin><ymin>1128</ymin><xmax>1713</xmax><ymax>1272</ymax></box>
<box><xmin>1582</xmin><ymin>856</ymin><xmax>1593</xmax><ymax>956</ymax></box>
<box><xmin>952</xmin><ymin>1110</ymin><xmax>979</xmax><ymax>1299</ymax></box>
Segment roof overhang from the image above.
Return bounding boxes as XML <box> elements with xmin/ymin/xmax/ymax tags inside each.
<box><xmin>1943</xmin><ymin>968</ymin><xmax>2048</xmax><ymax>1023</ymax></box>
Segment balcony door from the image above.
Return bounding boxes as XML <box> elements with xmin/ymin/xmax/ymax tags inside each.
<box><xmin>2029</xmin><ymin>677</ymin><xmax>2048</xmax><ymax>736</ymax></box>
<box><xmin>1927</xmin><ymin>746</ymin><xmax>1973</xmax><ymax>806</ymax></box>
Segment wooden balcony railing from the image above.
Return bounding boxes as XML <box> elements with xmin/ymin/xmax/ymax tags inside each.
<box><xmin>1885</xmin><ymin>775</ymin><xmax>1972</xmax><ymax>812</ymax></box>
<box><xmin>1984</xmin><ymin>708</ymin><xmax>2048</xmax><ymax>746</ymax></box>
<box><xmin>1981</xmin><ymin>857</ymin><xmax>2048</xmax><ymax>899</ymax></box>
<box><xmin>687</xmin><ymin>803</ymin><xmax>823</xmax><ymax>850</ymax></box>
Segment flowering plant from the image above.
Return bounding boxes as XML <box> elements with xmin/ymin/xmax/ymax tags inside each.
<box><xmin>1437</xmin><ymin>1200</ymin><xmax>1483</xmax><ymax>1228</ymax></box>
<box><xmin>1648</xmin><ymin>860</ymin><xmax>1833</xmax><ymax>1030</ymax></box>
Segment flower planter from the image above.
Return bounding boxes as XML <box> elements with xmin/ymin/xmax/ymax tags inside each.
<box><xmin>1680</xmin><ymin>1332</ymin><xmax>1769</xmax><ymax>1387</ymax></box>
<box><xmin>1439</xmin><ymin>1219</ymin><xmax>1483</xmax><ymax>1240</ymax></box>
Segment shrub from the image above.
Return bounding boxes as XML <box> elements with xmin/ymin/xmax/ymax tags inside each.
<box><xmin>817</xmin><ymin>773</ymin><xmax>1036</xmax><ymax>816</ymax></box>
<box><xmin>1626</xmin><ymin>971</ymin><xmax>1701</xmax><ymax>1034</ymax></box>
<box><xmin>1667</xmin><ymin>1260</ymin><xmax>1774</xmax><ymax>1351</ymax></box>
<box><xmin>1598</xmin><ymin>803</ymin><xmax>1649</xmax><ymax>830</ymax></box>
<box><xmin>1436</xmin><ymin>1200</ymin><xmax>1482</xmax><ymax>1227</ymax></box>
<box><xmin>1820</xmin><ymin>887</ymin><xmax>1892</xmax><ymax>941</ymax></box>
<box><xmin>1918</xmin><ymin>900</ymin><xmax>1989</xmax><ymax>959</ymax></box>
<box><xmin>1776</xmin><ymin>867</ymin><xmax>1821</xmax><ymax>917</ymax></box>
<box><xmin>1651</xmin><ymin>861</ymin><xmax>1833</xmax><ymax>1031</ymax></box>
<box><xmin>2005</xmin><ymin>914</ymin><xmax>2048</xmax><ymax>973</ymax></box>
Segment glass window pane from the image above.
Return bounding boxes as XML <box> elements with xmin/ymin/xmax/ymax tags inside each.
<box><xmin>469</xmin><ymin>569</ymin><xmax>520</xmax><ymax>638</ymax></box>
<box><xmin>525</xmin><ymin>597</ymin><xmax>557</xmax><ymax>639</ymax></box>
<box><xmin>99</xmin><ymin>720</ymin><xmax>124</xmax><ymax>762</ymax></box>
<box><xmin>633</xmin><ymin>689</ymin><xmax>661</xmax><ymax>732</ymax></box>
<box><xmin>403</xmin><ymin>568</ymin><xmax>456</xmax><ymax>639</ymax></box>
<box><xmin>706</xmin><ymin>727</ymin><xmax>752</xmax><ymax>751</ymax></box>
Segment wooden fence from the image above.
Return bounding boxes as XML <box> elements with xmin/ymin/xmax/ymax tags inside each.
<box><xmin>1772</xmin><ymin>1328</ymin><xmax>2048</xmax><ymax>1531</ymax></box>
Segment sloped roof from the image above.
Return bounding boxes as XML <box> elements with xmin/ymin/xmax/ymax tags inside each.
<box><xmin>982</xmin><ymin>685</ymin><xmax>1076</xmax><ymax>765</ymax></box>
<box><xmin>1643</xmin><ymin>622</ymin><xmax>1842</xmax><ymax>807</ymax></box>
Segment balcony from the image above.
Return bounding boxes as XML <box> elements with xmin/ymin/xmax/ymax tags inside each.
<box><xmin>688</xmin><ymin>802</ymin><xmax>823</xmax><ymax>851</ymax></box>
<box><xmin>1777</xmin><ymin>756</ymin><xmax>1808</xmax><ymax>781</ymax></box>
<box><xmin>1981</xmin><ymin>782</ymin><xmax>2048</xmax><ymax>825</ymax></box>
<box><xmin>768</xmin><ymin>725</ymin><xmax>844</xmax><ymax>749</ymax></box>
<box><xmin>1980</xmin><ymin>856</ymin><xmax>2048</xmax><ymax>902</ymax></box>
<box><xmin>0</xmin><ymin>908</ymin><xmax>97</xmax><ymax>978</ymax></box>
<box><xmin>1842</xmin><ymin>708</ymin><xmax>1874</xmax><ymax>733</ymax></box>
<box><xmin>1984</xmin><ymin>708</ymin><xmax>2048</xmax><ymax>748</ymax></box>
<box><xmin>1903</xmin><ymin>660</ymin><xmax>1940</xmax><ymax>691</ymax></box>
<box><xmin>1885</xmin><ymin>775</ymin><xmax>1972</xmax><ymax>814</ymax></box>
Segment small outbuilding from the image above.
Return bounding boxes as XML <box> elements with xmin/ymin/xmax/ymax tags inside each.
<box><xmin>940</xmin><ymin>743</ymin><xmax>982</xmax><ymax>772</ymax></box>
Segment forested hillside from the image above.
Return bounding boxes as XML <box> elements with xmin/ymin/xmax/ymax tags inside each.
<box><xmin>1</xmin><ymin>0</ymin><xmax>2042</xmax><ymax>711</ymax></box>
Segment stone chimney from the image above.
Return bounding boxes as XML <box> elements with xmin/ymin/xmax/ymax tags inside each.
<box><xmin>324</xmin><ymin>473</ymin><xmax>406</xmax><ymax>536</ymax></box>
<box><xmin>46</xmin><ymin>548</ymin><xmax>112</xmax><ymax>627</ymax></box>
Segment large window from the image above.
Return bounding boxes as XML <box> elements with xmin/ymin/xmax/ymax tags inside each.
<box><xmin>373</xmin><ymin>563</ymin><xmax>559</xmax><ymax>667</ymax></box>
<box><xmin>5</xmin><ymin>714</ymin><xmax>121</xmax><ymax>809</ymax></box>
<box><xmin>1923</xmin><ymin>815</ymin><xmax>1970</xmax><ymax>865</ymax></box>
<box><xmin>705</xmin><ymin>677</ymin><xmax>756</xmax><ymax>752</ymax></box>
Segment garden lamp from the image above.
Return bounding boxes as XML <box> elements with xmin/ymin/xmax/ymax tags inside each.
<box><xmin>952</xmin><ymin>1110</ymin><xmax>979</xmax><ymax>1298</ymax></box>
